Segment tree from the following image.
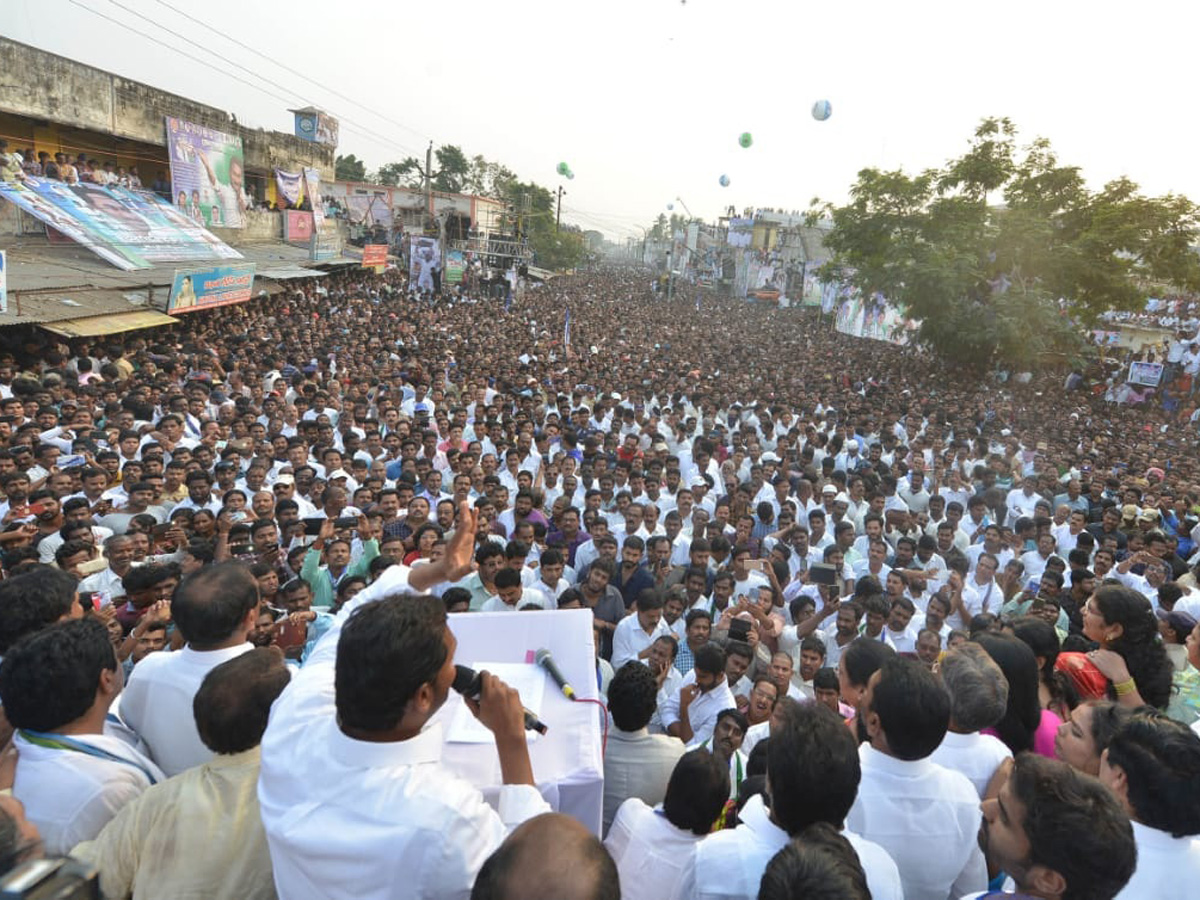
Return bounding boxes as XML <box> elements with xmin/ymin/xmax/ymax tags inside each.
<box><xmin>649</xmin><ymin>213</ymin><xmax>668</xmax><ymax>241</ymax></box>
<box><xmin>374</xmin><ymin>162</ymin><xmax>412</xmax><ymax>187</ymax></box>
<box><xmin>334</xmin><ymin>154</ymin><xmax>366</xmax><ymax>182</ymax></box>
<box><xmin>810</xmin><ymin>118</ymin><xmax>1200</xmax><ymax>368</ymax></box>
<box><xmin>372</xmin><ymin>144</ymin><xmax>472</xmax><ymax>193</ymax></box>
<box><xmin>530</xmin><ymin>228</ymin><xmax>584</xmax><ymax>271</ymax></box>
<box><xmin>465</xmin><ymin>154</ymin><xmax>517</xmax><ymax>198</ymax></box>
<box><xmin>432</xmin><ymin>145</ymin><xmax>469</xmax><ymax>193</ymax></box>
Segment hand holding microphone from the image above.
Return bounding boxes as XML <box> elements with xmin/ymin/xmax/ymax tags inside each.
<box><xmin>453</xmin><ymin>665</ymin><xmax>547</xmax><ymax>735</ymax></box>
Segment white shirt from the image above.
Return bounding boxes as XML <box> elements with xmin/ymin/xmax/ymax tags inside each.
<box><xmin>604</xmin><ymin>798</ymin><xmax>704</xmax><ymax>900</ymax></box>
<box><xmin>846</xmin><ymin>744</ymin><xmax>987</xmax><ymax>900</ymax></box>
<box><xmin>681</xmin><ymin>793</ymin><xmax>902</xmax><ymax>900</ymax></box>
<box><xmin>38</xmin><ymin>526</ymin><xmax>113</xmax><ymax>564</ymax></box>
<box><xmin>740</xmin><ymin>720</ymin><xmax>771</xmax><ymax>758</ymax></box>
<box><xmin>611</xmin><ymin>615</ymin><xmax>671</xmax><ymax>669</ymax></box>
<box><xmin>258</xmin><ymin>567</ymin><xmax>551</xmax><ymax>900</ymax></box>
<box><xmin>659</xmin><ymin>671</ymin><xmax>737</xmax><ymax>749</ymax></box>
<box><xmin>1019</xmin><ymin>549</ymin><xmax>1053</xmax><ymax>582</ymax></box>
<box><xmin>121</xmin><ymin>644</ymin><xmax>254</xmax><ymax>777</ymax></box>
<box><xmin>12</xmin><ymin>731</ymin><xmax>164</xmax><ymax>856</ymax></box>
<box><xmin>79</xmin><ymin>567</ymin><xmax>130</xmax><ymax>604</ymax></box>
<box><xmin>959</xmin><ymin>576</ymin><xmax>1000</xmax><ymax>629</ymax></box>
<box><xmin>1115</xmin><ymin>821</ymin><xmax>1200</xmax><ymax>900</ymax></box>
<box><xmin>928</xmin><ymin>730</ymin><xmax>1013</xmax><ymax>798</ymax></box>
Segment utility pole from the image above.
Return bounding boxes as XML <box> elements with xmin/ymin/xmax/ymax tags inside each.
<box><xmin>555</xmin><ymin>185</ymin><xmax>565</xmax><ymax>233</ymax></box>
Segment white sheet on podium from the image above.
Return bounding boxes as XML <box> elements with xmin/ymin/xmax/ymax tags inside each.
<box><xmin>445</xmin><ymin>662</ymin><xmax>546</xmax><ymax>743</ymax></box>
<box><xmin>435</xmin><ymin>608</ymin><xmax>605</xmax><ymax>835</ymax></box>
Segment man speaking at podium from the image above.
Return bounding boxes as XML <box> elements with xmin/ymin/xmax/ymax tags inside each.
<box><xmin>259</xmin><ymin>503</ymin><xmax>552</xmax><ymax>900</ymax></box>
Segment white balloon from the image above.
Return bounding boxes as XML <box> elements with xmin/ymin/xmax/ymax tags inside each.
<box><xmin>812</xmin><ymin>99</ymin><xmax>832</xmax><ymax>121</ymax></box>
<box><xmin>719</xmin><ymin>174</ymin><xmax>730</xmax><ymax>187</ymax></box>
<box><xmin>667</xmin><ymin>203</ymin><xmax>674</xmax><ymax>211</ymax></box>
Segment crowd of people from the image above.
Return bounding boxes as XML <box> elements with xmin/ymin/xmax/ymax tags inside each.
<box><xmin>0</xmin><ymin>262</ymin><xmax>1196</xmax><ymax>899</ymax></box>
<box><xmin>0</xmin><ymin>139</ymin><xmax>150</xmax><ymax>191</ymax></box>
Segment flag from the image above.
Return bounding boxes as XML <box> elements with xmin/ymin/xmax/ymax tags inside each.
<box><xmin>504</xmin><ymin>289</ymin><xmax>512</xmax><ymax>313</ymax></box>
<box><xmin>564</xmin><ymin>309</ymin><xmax>572</xmax><ymax>349</ymax></box>
<box><xmin>695</xmin><ymin>292</ymin><xmax>701</xmax><ymax>312</ymax></box>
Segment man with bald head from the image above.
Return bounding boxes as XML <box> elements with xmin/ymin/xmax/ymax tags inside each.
<box><xmin>471</xmin><ymin>813</ymin><xmax>618</xmax><ymax>900</ymax></box>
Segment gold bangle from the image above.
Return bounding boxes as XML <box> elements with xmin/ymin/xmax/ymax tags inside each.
<box><xmin>1113</xmin><ymin>678</ymin><xmax>1137</xmax><ymax>696</ymax></box>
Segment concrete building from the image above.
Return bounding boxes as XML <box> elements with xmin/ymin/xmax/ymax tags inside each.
<box><xmin>0</xmin><ymin>37</ymin><xmax>349</xmax><ymax>335</ymax></box>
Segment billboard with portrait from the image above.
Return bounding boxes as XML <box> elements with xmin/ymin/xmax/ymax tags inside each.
<box><xmin>0</xmin><ymin>177</ymin><xmax>242</xmax><ymax>271</ymax></box>
<box><xmin>1128</xmin><ymin>361</ymin><xmax>1164</xmax><ymax>387</ymax></box>
<box><xmin>409</xmin><ymin>236</ymin><xmax>441</xmax><ymax>292</ymax></box>
<box><xmin>168</xmin><ymin>263</ymin><xmax>256</xmax><ymax>314</ymax></box>
<box><xmin>834</xmin><ymin>286</ymin><xmax>919</xmax><ymax>346</ymax></box>
<box><xmin>165</xmin><ymin>117</ymin><xmax>247</xmax><ymax>228</ymax></box>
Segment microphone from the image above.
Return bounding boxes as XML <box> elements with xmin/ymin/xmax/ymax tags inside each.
<box><xmin>535</xmin><ymin>648</ymin><xmax>576</xmax><ymax>700</ymax></box>
<box><xmin>452</xmin><ymin>665</ymin><xmax>548</xmax><ymax>735</ymax></box>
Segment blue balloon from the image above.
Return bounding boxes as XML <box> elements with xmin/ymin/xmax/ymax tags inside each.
<box><xmin>719</xmin><ymin>174</ymin><xmax>730</xmax><ymax>187</ymax></box>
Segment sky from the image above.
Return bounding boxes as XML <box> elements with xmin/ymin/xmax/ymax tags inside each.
<box><xmin>7</xmin><ymin>0</ymin><xmax>1200</xmax><ymax>240</ymax></box>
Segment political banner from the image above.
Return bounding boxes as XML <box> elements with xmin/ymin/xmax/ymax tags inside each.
<box><xmin>293</xmin><ymin>110</ymin><xmax>339</xmax><ymax>147</ymax></box>
<box><xmin>165</xmin><ymin>117</ymin><xmax>247</xmax><ymax>228</ymax></box>
<box><xmin>362</xmin><ymin>244</ymin><xmax>388</xmax><ymax>267</ymax></box>
<box><xmin>834</xmin><ymin>287</ymin><xmax>919</xmax><ymax>346</ymax></box>
<box><xmin>410</xmin><ymin>236</ymin><xmax>440</xmax><ymax>292</ymax></box>
<box><xmin>274</xmin><ymin>168</ymin><xmax>303</xmax><ymax>208</ymax></box>
<box><xmin>1128</xmin><ymin>361</ymin><xmax>1164</xmax><ymax>387</ymax></box>
<box><xmin>445</xmin><ymin>249</ymin><xmax>465</xmax><ymax>284</ymax></box>
<box><xmin>168</xmin><ymin>263</ymin><xmax>256</xmax><ymax>314</ymax></box>
<box><xmin>727</xmin><ymin>218</ymin><xmax>754</xmax><ymax>248</ymax></box>
<box><xmin>283</xmin><ymin>210</ymin><xmax>314</xmax><ymax>245</ymax></box>
<box><xmin>0</xmin><ymin>177</ymin><xmax>242</xmax><ymax>271</ymax></box>
<box><xmin>303</xmin><ymin>167</ymin><xmax>324</xmax><ymax>230</ymax></box>
<box><xmin>0</xmin><ymin>250</ymin><xmax>6</xmax><ymax>314</ymax></box>
<box><xmin>820</xmin><ymin>281</ymin><xmax>841</xmax><ymax>314</ymax></box>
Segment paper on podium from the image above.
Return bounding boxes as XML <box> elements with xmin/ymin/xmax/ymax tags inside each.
<box><xmin>445</xmin><ymin>661</ymin><xmax>546</xmax><ymax>743</ymax></box>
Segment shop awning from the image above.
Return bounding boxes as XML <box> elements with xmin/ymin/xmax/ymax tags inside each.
<box><xmin>259</xmin><ymin>266</ymin><xmax>328</xmax><ymax>280</ymax></box>
<box><xmin>41</xmin><ymin>309</ymin><xmax>178</xmax><ymax>338</ymax></box>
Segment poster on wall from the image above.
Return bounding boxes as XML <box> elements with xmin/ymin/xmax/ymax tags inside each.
<box><xmin>283</xmin><ymin>210</ymin><xmax>314</xmax><ymax>245</ymax></box>
<box><xmin>167</xmin><ymin>263</ymin><xmax>256</xmax><ymax>314</ymax></box>
<box><xmin>409</xmin><ymin>236</ymin><xmax>441</xmax><ymax>292</ymax></box>
<box><xmin>165</xmin><ymin>117</ymin><xmax>247</xmax><ymax>228</ymax></box>
<box><xmin>0</xmin><ymin>177</ymin><xmax>242</xmax><ymax>271</ymax></box>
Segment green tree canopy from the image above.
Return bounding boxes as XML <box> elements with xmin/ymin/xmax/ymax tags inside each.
<box><xmin>334</xmin><ymin>154</ymin><xmax>366</xmax><ymax>182</ymax></box>
<box><xmin>810</xmin><ymin>118</ymin><xmax>1200</xmax><ymax>368</ymax></box>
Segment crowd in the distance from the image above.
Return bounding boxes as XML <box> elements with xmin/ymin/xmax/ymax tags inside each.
<box><xmin>0</xmin><ymin>262</ymin><xmax>1196</xmax><ymax>899</ymax></box>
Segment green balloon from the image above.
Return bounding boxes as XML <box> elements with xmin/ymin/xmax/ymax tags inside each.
<box><xmin>556</xmin><ymin>162</ymin><xmax>569</xmax><ymax>176</ymax></box>
<box><xmin>739</xmin><ymin>132</ymin><xmax>753</xmax><ymax>148</ymax></box>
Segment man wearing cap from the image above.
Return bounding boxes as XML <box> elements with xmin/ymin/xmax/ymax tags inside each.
<box><xmin>273</xmin><ymin>474</ymin><xmax>318</xmax><ymax>518</ymax></box>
